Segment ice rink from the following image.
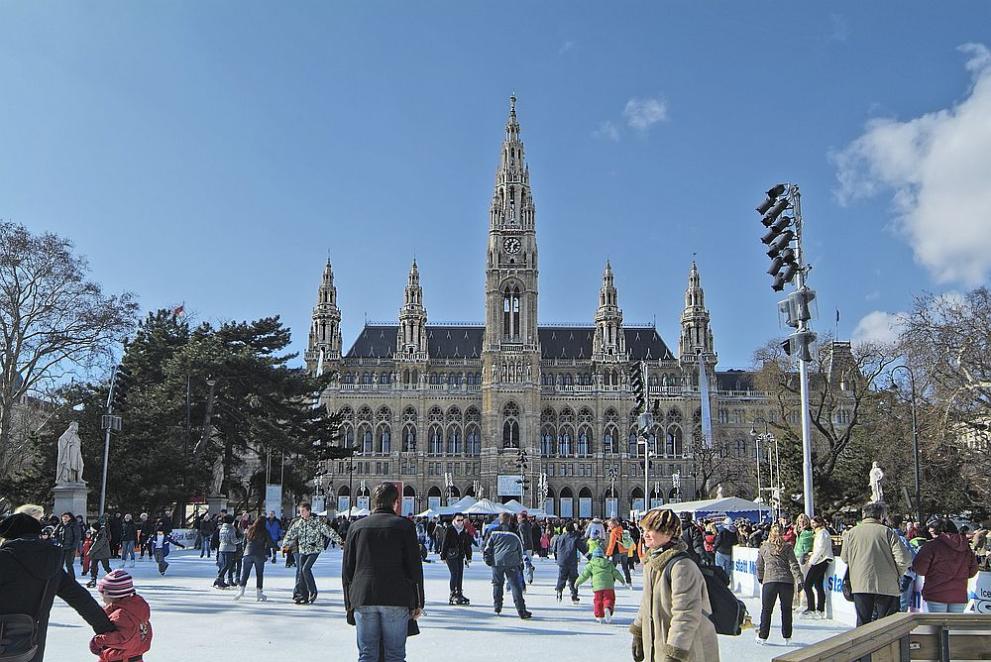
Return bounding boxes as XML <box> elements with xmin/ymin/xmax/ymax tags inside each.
<box><xmin>46</xmin><ymin>549</ymin><xmax>849</xmax><ymax>661</ymax></box>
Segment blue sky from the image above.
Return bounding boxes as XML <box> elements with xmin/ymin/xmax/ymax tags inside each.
<box><xmin>3</xmin><ymin>2</ymin><xmax>989</xmax><ymax>369</ymax></box>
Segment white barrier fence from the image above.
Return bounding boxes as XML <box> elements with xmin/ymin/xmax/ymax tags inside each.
<box><xmin>731</xmin><ymin>547</ymin><xmax>987</xmax><ymax>627</ymax></box>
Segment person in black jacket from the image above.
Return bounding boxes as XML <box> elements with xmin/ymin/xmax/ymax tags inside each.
<box><xmin>679</xmin><ymin>512</ymin><xmax>706</xmax><ymax>564</ymax></box>
<box><xmin>0</xmin><ymin>514</ymin><xmax>115</xmax><ymax>662</ymax></box>
<box><xmin>343</xmin><ymin>482</ymin><xmax>424</xmax><ymax>662</ymax></box>
<box><xmin>54</xmin><ymin>512</ymin><xmax>81</xmax><ymax>579</ymax></box>
<box><xmin>439</xmin><ymin>512</ymin><xmax>473</xmax><ymax>605</ymax></box>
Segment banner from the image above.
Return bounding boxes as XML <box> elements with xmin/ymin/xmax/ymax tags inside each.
<box><xmin>401</xmin><ymin>496</ymin><xmax>415</xmax><ymax>516</ymax></box>
<box><xmin>559</xmin><ymin>497</ymin><xmax>574</xmax><ymax>519</ymax></box>
<box><xmin>543</xmin><ymin>498</ymin><xmax>555</xmax><ymax>516</ymax></box>
<box><xmin>578</xmin><ymin>497</ymin><xmax>592</xmax><ymax>518</ymax></box>
<box><xmin>265</xmin><ymin>484</ymin><xmax>283</xmax><ymax>519</ymax></box>
<box><xmin>311</xmin><ymin>496</ymin><xmax>325</xmax><ymax>514</ymax></box>
<box><xmin>427</xmin><ymin>496</ymin><xmax>441</xmax><ymax>511</ymax></box>
<box><xmin>605</xmin><ymin>498</ymin><xmax>618</xmax><ymax>518</ymax></box>
<box><xmin>356</xmin><ymin>496</ymin><xmax>370</xmax><ymax>510</ymax></box>
<box><xmin>698</xmin><ymin>360</ymin><xmax>713</xmax><ymax>448</ymax></box>
<box><xmin>497</xmin><ymin>475</ymin><xmax>523</xmax><ymax>497</ymax></box>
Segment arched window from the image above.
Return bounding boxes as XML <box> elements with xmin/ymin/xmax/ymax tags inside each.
<box><xmin>380</xmin><ymin>372</ymin><xmax>391</xmax><ymax>385</ymax></box>
<box><xmin>361</xmin><ymin>372</ymin><xmax>373</xmax><ymax>385</ymax></box>
<box><xmin>541</xmin><ymin>426</ymin><xmax>555</xmax><ymax>455</ymax></box>
<box><xmin>503</xmin><ymin>285</ymin><xmax>522</xmax><ymax>339</ymax></box>
<box><xmin>428</xmin><ymin>425</ymin><xmax>443</xmax><ymax>455</ymax></box>
<box><xmin>402</xmin><ymin>424</ymin><xmax>416</xmax><ymax>452</ymax></box>
<box><xmin>466</xmin><ymin>425</ymin><xmax>480</xmax><ymax>455</ymax></box>
<box><xmin>446</xmin><ymin>425</ymin><xmax>462</xmax><ymax>454</ymax></box>
<box><xmin>376</xmin><ymin>425</ymin><xmax>391</xmax><ymax>454</ymax></box>
<box><xmin>603</xmin><ymin>425</ymin><xmax>617</xmax><ymax>454</ymax></box>
<box><xmin>558</xmin><ymin>425</ymin><xmax>573</xmax><ymax>456</ymax></box>
<box><xmin>342</xmin><ymin>424</ymin><xmax>355</xmax><ymax>449</ymax></box>
<box><xmin>577</xmin><ymin>425</ymin><xmax>592</xmax><ymax>457</ymax></box>
<box><xmin>666</xmin><ymin>425</ymin><xmax>683</xmax><ymax>456</ymax></box>
<box><xmin>502</xmin><ymin>402</ymin><xmax>521</xmax><ymax>449</ymax></box>
<box><xmin>360</xmin><ymin>426</ymin><xmax>373</xmax><ymax>454</ymax></box>
<box><xmin>563</xmin><ymin>373</ymin><xmax>573</xmax><ymax>386</ymax></box>
<box><xmin>628</xmin><ymin>427</ymin><xmax>639</xmax><ymax>456</ymax></box>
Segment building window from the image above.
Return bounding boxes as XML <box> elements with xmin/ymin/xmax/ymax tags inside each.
<box><xmin>502</xmin><ymin>402</ymin><xmax>521</xmax><ymax>449</ymax></box>
<box><xmin>429</xmin><ymin>426</ymin><xmax>443</xmax><ymax>455</ymax></box>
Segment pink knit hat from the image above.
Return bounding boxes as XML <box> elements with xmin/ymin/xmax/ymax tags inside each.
<box><xmin>97</xmin><ymin>569</ymin><xmax>135</xmax><ymax>600</ymax></box>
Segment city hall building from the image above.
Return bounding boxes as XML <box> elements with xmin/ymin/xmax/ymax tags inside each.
<box><xmin>304</xmin><ymin>97</ymin><xmax>770</xmax><ymax>518</ymax></box>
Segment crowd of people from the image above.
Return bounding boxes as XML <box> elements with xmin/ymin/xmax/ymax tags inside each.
<box><xmin>2</xmin><ymin>493</ymin><xmax>988</xmax><ymax>661</ymax></box>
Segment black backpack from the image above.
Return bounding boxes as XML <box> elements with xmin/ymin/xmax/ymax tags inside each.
<box><xmin>663</xmin><ymin>552</ymin><xmax>747</xmax><ymax>636</ymax></box>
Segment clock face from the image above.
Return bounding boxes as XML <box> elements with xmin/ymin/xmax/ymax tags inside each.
<box><xmin>504</xmin><ymin>237</ymin><xmax>521</xmax><ymax>254</ymax></box>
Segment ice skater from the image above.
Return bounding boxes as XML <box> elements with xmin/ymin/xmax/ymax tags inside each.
<box><xmin>576</xmin><ymin>546</ymin><xmax>626</xmax><ymax>622</ymax></box>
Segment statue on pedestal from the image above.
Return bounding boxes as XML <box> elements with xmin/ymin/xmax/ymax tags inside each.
<box><xmin>211</xmin><ymin>456</ymin><xmax>225</xmax><ymax>496</ymax></box>
<box><xmin>869</xmin><ymin>461</ymin><xmax>885</xmax><ymax>503</ymax></box>
<box><xmin>56</xmin><ymin>422</ymin><xmax>84</xmax><ymax>484</ymax></box>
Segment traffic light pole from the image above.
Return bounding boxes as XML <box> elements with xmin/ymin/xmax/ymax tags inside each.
<box><xmin>98</xmin><ymin>365</ymin><xmax>118</xmax><ymax>518</ymax></box>
<box><xmin>790</xmin><ymin>186</ymin><xmax>815</xmax><ymax>518</ymax></box>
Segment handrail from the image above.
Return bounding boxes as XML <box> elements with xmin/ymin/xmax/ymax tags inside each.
<box><xmin>772</xmin><ymin>613</ymin><xmax>991</xmax><ymax>662</ymax></box>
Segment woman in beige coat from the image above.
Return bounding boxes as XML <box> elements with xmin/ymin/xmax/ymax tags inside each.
<box><xmin>630</xmin><ymin>509</ymin><xmax>720</xmax><ymax>662</ymax></box>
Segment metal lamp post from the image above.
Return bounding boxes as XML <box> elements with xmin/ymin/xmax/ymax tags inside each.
<box><xmin>891</xmin><ymin>366</ymin><xmax>922</xmax><ymax>522</ymax></box>
<box><xmin>751</xmin><ymin>417</ymin><xmax>780</xmax><ymax>523</ymax></box>
<box><xmin>607</xmin><ymin>467</ymin><xmax>618</xmax><ymax>517</ymax></box>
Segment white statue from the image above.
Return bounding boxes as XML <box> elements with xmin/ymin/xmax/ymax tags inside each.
<box><xmin>716</xmin><ymin>483</ymin><xmax>725</xmax><ymax>499</ymax></box>
<box><xmin>211</xmin><ymin>456</ymin><xmax>225</xmax><ymax>495</ymax></box>
<box><xmin>56</xmin><ymin>422</ymin><xmax>84</xmax><ymax>484</ymax></box>
<box><xmin>869</xmin><ymin>461</ymin><xmax>885</xmax><ymax>503</ymax></box>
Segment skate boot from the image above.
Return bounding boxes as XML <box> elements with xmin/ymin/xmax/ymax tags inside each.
<box><xmin>605</xmin><ymin>609</ymin><xmax>614</xmax><ymax>624</ymax></box>
<box><xmin>555</xmin><ymin>590</ymin><xmax>562</xmax><ymax>602</ymax></box>
<box><xmin>86</xmin><ymin>579</ymin><xmax>96</xmax><ymax>588</ymax></box>
<box><xmin>233</xmin><ymin>585</ymin><xmax>245</xmax><ymax>600</ymax></box>
<box><xmin>456</xmin><ymin>592</ymin><xmax>470</xmax><ymax>606</ymax></box>
<box><xmin>571</xmin><ymin>595</ymin><xmax>581</xmax><ymax>605</ymax></box>
<box><xmin>595</xmin><ymin>616</ymin><xmax>603</xmax><ymax>623</ymax></box>
<box><xmin>256</xmin><ymin>588</ymin><xmax>267</xmax><ymax>602</ymax></box>
<box><xmin>449</xmin><ymin>592</ymin><xmax>458</xmax><ymax>606</ymax></box>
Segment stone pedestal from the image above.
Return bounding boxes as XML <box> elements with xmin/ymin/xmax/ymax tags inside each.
<box><xmin>53</xmin><ymin>481</ymin><xmax>88</xmax><ymax>519</ymax></box>
<box><xmin>207</xmin><ymin>495</ymin><xmax>228</xmax><ymax>515</ymax></box>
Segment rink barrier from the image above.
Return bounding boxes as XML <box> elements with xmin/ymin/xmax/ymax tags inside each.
<box><xmin>731</xmin><ymin>547</ymin><xmax>985</xmax><ymax>627</ymax></box>
<box><xmin>770</xmin><ymin>613</ymin><xmax>991</xmax><ymax>662</ymax></box>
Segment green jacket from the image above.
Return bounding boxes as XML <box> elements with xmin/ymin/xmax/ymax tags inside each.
<box><xmin>576</xmin><ymin>556</ymin><xmax>625</xmax><ymax>591</ymax></box>
<box><xmin>794</xmin><ymin>529</ymin><xmax>814</xmax><ymax>560</ymax></box>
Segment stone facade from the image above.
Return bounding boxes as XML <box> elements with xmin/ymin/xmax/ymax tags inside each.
<box><xmin>304</xmin><ymin>97</ymin><xmax>781</xmax><ymax>518</ymax></box>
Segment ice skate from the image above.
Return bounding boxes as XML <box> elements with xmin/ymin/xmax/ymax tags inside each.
<box><xmin>605</xmin><ymin>610</ymin><xmax>614</xmax><ymax>624</ymax></box>
<box><xmin>256</xmin><ymin>589</ymin><xmax>267</xmax><ymax>602</ymax></box>
<box><xmin>233</xmin><ymin>585</ymin><xmax>245</xmax><ymax>600</ymax></box>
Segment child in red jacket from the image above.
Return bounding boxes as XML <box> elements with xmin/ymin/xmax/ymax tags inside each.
<box><xmin>89</xmin><ymin>570</ymin><xmax>153</xmax><ymax>662</ymax></box>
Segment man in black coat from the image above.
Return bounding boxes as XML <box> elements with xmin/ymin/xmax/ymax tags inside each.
<box><xmin>0</xmin><ymin>514</ymin><xmax>114</xmax><ymax>662</ymax></box>
<box><xmin>679</xmin><ymin>512</ymin><xmax>706</xmax><ymax>563</ymax></box>
<box><xmin>343</xmin><ymin>482</ymin><xmax>424</xmax><ymax>662</ymax></box>
<box><xmin>54</xmin><ymin>512</ymin><xmax>81</xmax><ymax>579</ymax></box>
<box><xmin>516</xmin><ymin>512</ymin><xmax>537</xmax><ymax>584</ymax></box>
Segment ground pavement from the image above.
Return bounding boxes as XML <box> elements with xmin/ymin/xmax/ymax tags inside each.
<box><xmin>46</xmin><ymin>549</ymin><xmax>849</xmax><ymax>661</ymax></box>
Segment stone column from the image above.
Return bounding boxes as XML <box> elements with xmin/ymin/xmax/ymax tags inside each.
<box><xmin>53</xmin><ymin>481</ymin><xmax>88</xmax><ymax>519</ymax></box>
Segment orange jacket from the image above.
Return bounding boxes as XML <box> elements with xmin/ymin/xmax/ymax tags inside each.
<box><xmin>605</xmin><ymin>526</ymin><xmax>628</xmax><ymax>556</ymax></box>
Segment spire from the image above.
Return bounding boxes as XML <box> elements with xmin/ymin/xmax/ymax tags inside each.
<box><xmin>305</xmin><ymin>258</ymin><xmax>342</xmax><ymax>374</ymax></box>
<box><xmin>490</xmin><ymin>94</ymin><xmax>534</xmax><ymax>230</ymax></box>
<box><xmin>685</xmin><ymin>259</ymin><xmax>704</xmax><ymax>309</ymax></box>
<box><xmin>680</xmin><ymin>259</ymin><xmax>716</xmax><ymax>367</ymax></box>
<box><xmin>594</xmin><ymin>260</ymin><xmax>624</xmax><ymax>360</ymax></box>
<box><xmin>398</xmin><ymin>260</ymin><xmax>428</xmax><ymax>359</ymax></box>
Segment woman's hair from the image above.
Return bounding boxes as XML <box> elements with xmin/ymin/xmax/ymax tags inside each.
<box><xmin>768</xmin><ymin>524</ymin><xmax>785</xmax><ymax>550</ymax></box>
<box><xmin>932</xmin><ymin>518</ymin><xmax>959</xmax><ymax>535</ymax></box>
<box><xmin>796</xmin><ymin>513</ymin><xmax>811</xmax><ymax>530</ymax></box>
<box><xmin>638</xmin><ymin>509</ymin><xmax>682</xmax><ymax>539</ymax></box>
<box><xmin>246</xmin><ymin>516</ymin><xmax>267</xmax><ymax>541</ymax></box>
<box><xmin>811</xmin><ymin>515</ymin><xmax>827</xmax><ymax>529</ymax></box>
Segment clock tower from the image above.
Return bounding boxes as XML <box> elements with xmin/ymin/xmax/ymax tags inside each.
<box><xmin>481</xmin><ymin>95</ymin><xmax>541</xmax><ymax>489</ymax></box>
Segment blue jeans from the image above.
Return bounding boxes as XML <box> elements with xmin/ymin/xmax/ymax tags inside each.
<box><xmin>200</xmin><ymin>536</ymin><xmax>212</xmax><ymax>557</ymax></box>
<box><xmin>355</xmin><ymin>605</ymin><xmax>409</xmax><ymax>662</ymax></box>
<box><xmin>492</xmin><ymin>566</ymin><xmax>527</xmax><ymax>614</ymax></box>
<box><xmin>294</xmin><ymin>552</ymin><xmax>319</xmax><ymax>600</ymax></box>
<box><xmin>899</xmin><ymin>574</ymin><xmax>916</xmax><ymax>611</ymax></box>
<box><xmin>926</xmin><ymin>601</ymin><xmax>966</xmax><ymax>613</ymax></box>
<box><xmin>715</xmin><ymin>551</ymin><xmax>733</xmax><ymax>582</ymax></box>
<box><xmin>121</xmin><ymin>541</ymin><xmax>135</xmax><ymax>562</ymax></box>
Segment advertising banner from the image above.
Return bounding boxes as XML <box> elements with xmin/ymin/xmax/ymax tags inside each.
<box><xmin>559</xmin><ymin>498</ymin><xmax>574</xmax><ymax>519</ymax></box>
<box><xmin>605</xmin><ymin>498</ymin><xmax>618</xmax><ymax>518</ymax></box>
<box><xmin>265</xmin><ymin>484</ymin><xmax>283</xmax><ymax>519</ymax></box>
<box><xmin>337</xmin><ymin>496</ymin><xmax>351</xmax><ymax>513</ymax></box>
<box><xmin>401</xmin><ymin>496</ymin><xmax>415</xmax><ymax>516</ymax></box>
<box><xmin>497</xmin><ymin>475</ymin><xmax>522</xmax><ymax>497</ymax></box>
<box><xmin>578</xmin><ymin>497</ymin><xmax>592</xmax><ymax>518</ymax></box>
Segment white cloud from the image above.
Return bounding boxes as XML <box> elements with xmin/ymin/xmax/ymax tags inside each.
<box><xmin>592</xmin><ymin>120</ymin><xmax>620</xmax><ymax>142</ymax></box>
<box><xmin>852</xmin><ymin>311</ymin><xmax>903</xmax><ymax>346</ymax></box>
<box><xmin>623</xmin><ymin>97</ymin><xmax>668</xmax><ymax>131</ymax></box>
<box><xmin>832</xmin><ymin>43</ymin><xmax>991</xmax><ymax>286</ymax></box>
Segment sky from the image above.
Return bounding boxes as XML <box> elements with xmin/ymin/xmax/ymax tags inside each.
<box><xmin>2</xmin><ymin>2</ymin><xmax>990</xmax><ymax>370</ymax></box>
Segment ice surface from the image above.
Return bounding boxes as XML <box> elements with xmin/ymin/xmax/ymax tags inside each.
<box><xmin>44</xmin><ymin>549</ymin><xmax>849</xmax><ymax>661</ymax></box>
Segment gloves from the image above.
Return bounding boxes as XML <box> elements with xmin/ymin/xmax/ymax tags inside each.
<box><xmin>464</xmin><ymin>558</ymin><xmax>470</xmax><ymax>567</ymax></box>
<box><xmin>632</xmin><ymin>635</ymin><xmax>644</xmax><ymax>662</ymax></box>
<box><xmin>89</xmin><ymin>638</ymin><xmax>103</xmax><ymax>655</ymax></box>
<box><xmin>346</xmin><ymin>609</ymin><xmax>356</xmax><ymax>626</ymax></box>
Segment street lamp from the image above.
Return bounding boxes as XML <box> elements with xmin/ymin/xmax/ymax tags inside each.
<box><xmin>890</xmin><ymin>366</ymin><xmax>922</xmax><ymax>522</ymax></box>
<box><xmin>637</xmin><ymin>411</ymin><xmax>656</xmax><ymax>515</ymax></box>
<box><xmin>515</xmin><ymin>448</ymin><xmax>530</xmax><ymax>507</ymax></box>
<box><xmin>607</xmin><ymin>467</ymin><xmax>618</xmax><ymax>517</ymax></box>
<box><xmin>751</xmin><ymin>417</ymin><xmax>780</xmax><ymax>523</ymax></box>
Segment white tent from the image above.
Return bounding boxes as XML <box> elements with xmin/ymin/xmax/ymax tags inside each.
<box><xmin>668</xmin><ymin>496</ymin><xmax>771</xmax><ymax>523</ymax></box>
<box><xmin>463</xmin><ymin>498</ymin><xmax>512</xmax><ymax>515</ymax></box>
<box><xmin>501</xmin><ymin>499</ymin><xmax>527</xmax><ymax>513</ymax></box>
<box><xmin>416</xmin><ymin>508</ymin><xmax>442</xmax><ymax>518</ymax></box>
<box><xmin>441</xmin><ymin>495</ymin><xmax>477</xmax><ymax>514</ymax></box>
<box><xmin>341</xmin><ymin>506</ymin><xmax>370</xmax><ymax>518</ymax></box>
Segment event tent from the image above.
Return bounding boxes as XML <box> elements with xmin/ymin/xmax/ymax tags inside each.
<box><xmin>463</xmin><ymin>499</ymin><xmax>512</xmax><ymax>515</ymax></box>
<box><xmin>667</xmin><ymin>496</ymin><xmax>771</xmax><ymax>522</ymax></box>
<box><xmin>415</xmin><ymin>508</ymin><xmax>442</xmax><ymax>518</ymax></box>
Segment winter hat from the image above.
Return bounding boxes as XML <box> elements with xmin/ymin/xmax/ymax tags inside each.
<box><xmin>0</xmin><ymin>513</ymin><xmax>43</xmax><ymax>540</ymax></box>
<box><xmin>591</xmin><ymin>547</ymin><xmax>605</xmax><ymax>558</ymax></box>
<box><xmin>639</xmin><ymin>509</ymin><xmax>682</xmax><ymax>539</ymax></box>
<box><xmin>98</xmin><ymin>569</ymin><xmax>135</xmax><ymax>600</ymax></box>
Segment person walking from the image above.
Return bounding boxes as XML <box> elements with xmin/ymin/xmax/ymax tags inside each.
<box><xmin>631</xmin><ymin>508</ymin><xmax>720</xmax><ymax>662</ymax></box>
<box><xmin>439</xmin><ymin>512</ymin><xmax>473</xmax><ymax>605</ymax></box>
<box><xmin>840</xmin><ymin>502</ymin><xmax>911</xmax><ymax>626</ymax></box>
<box><xmin>108</xmin><ymin>512</ymin><xmax>123</xmax><ymax>559</ymax></box>
<box><xmin>197</xmin><ymin>512</ymin><xmax>216</xmax><ymax>559</ymax></box>
<box><xmin>483</xmin><ymin>512</ymin><xmax>531</xmax><ymax>619</ymax></box>
<box><xmin>55</xmin><ymin>512</ymin><xmax>81</xmax><ymax>579</ymax></box>
<box><xmin>264</xmin><ymin>511</ymin><xmax>283</xmax><ymax>563</ymax></box>
<box><xmin>606</xmin><ymin>518</ymin><xmax>633</xmax><ymax>586</ymax></box>
<box><xmin>552</xmin><ymin>521</ymin><xmax>588</xmax><ymax>605</ymax></box>
<box><xmin>86</xmin><ymin>523</ymin><xmax>113</xmax><ymax>588</ymax></box>
<box><xmin>119</xmin><ymin>513</ymin><xmax>137</xmax><ymax>568</ymax></box>
<box><xmin>0</xmin><ymin>513</ymin><xmax>115</xmax><ymax>662</ymax></box>
<box><xmin>576</xmin><ymin>546</ymin><xmax>626</xmax><ymax>623</ymax></box>
<box><xmin>802</xmin><ymin>515</ymin><xmax>834</xmax><ymax>619</ymax></box>
<box><xmin>679</xmin><ymin>513</ymin><xmax>706</xmax><ymax>564</ymax></box>
<box><xmin>235</xmin><ymin>516</ymin><xmax>274</xmax><ymax>602</ymax></box>
<box><xmin>755</xmin><ymin>524</ymin><xmax>804</xmax><ymax>645</ymax></box>
<box><xmin>138</xmin><ymin>513</ymin><xmax>155</xmax><ymax>561</ymax></box>
<box><xmin>214</xmin><ymin>515</ymin><xmax>242</xmax><ymax>589</ymax></box>
<box><xmin>912</xmin><ymin>518</ymin><xmax>979</xmax><ymax>613</ymax></box>
<box><xmin>281</xmin><ymin>501</ymin><xmax>343</xmax><ymax>604</ymax></box>
<box><xmin>714</xmin><ymin>517</ymin><xmax>737</xmax><ymax>582</ymax></box>
<box><xmin>342</xmin><ymin>482</ymin><xmax>425</xmax><ymax>662</ymax></box>
<box><xmin>516</xmin><ymin>512</ymin><xmax>537</xmax><ymax>584</ymax></box>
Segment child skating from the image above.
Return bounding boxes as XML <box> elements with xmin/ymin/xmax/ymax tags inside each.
<box><xmin>89</xmin><ymin>569</ymin><xmax>153</xmax><ymax>662</ymax></box>
<box><xmin>575</xmin><ymin>547</ymin><xmax>626</xmax><ymax>623</ymax></box>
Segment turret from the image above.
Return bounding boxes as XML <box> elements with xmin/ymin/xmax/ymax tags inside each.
<box><xmin>305</xmin><ymin>258</ymin><xmax>343</xmax><ymax>375</ymax></box>
<box><xmin>396</xmin><ymin>259</ymin><xmax>429</xmax><ymax>360</ymax></box>
<box><xmin>593</xmin><ymin>261</ymin><xmax>625</xmax><ymax>360</ymax></box>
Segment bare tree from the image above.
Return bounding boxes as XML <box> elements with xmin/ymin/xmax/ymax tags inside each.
<box><xmin>0</xmin><ymin>222</ymin><xmax>137</xmax><ymax>481</ymax></box>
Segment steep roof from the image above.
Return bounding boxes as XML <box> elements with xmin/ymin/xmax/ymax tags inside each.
<box><xmin>344</xmin><ymin>324</ymin><xmax>674</xmax><ymax>361</ymax></box>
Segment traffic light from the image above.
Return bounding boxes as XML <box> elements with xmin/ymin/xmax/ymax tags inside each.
<box><xmin>755</xmin><ymin>184</ymin><xmax>800</xmax><ymax>291</ymax></box>
<box><xmin>109</xmin><ymin>365</ymin><xmax>131</xmax><ymax>412</ymax></box>
<box><xmin>782</xmin><ymin>330</ymin><xmax>817</xmax><ymax>362</ymax></box>
<box><xmin>778</xmin><ymin>288</ymin><xmax>817</xmax><ymax>327</ymax></box>
<box><xmin>629</xmin><ymin>362</ymin><xmax>646</xmax><ymax>414</ymax></box>
<box><xmin>756</xmin><ymin>184</ymin><xmax>787</xmax><ymax>215</ymax></box>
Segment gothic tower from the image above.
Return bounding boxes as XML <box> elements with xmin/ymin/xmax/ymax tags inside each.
<box><xmin>679</xmin><ymin>260</ymin><xmax>717</xmax><ymax>377</ymax></box>
<box><xmin>481</xmin><ymin>95</ymin><xmax>542</xmax><ymax>492</ymax></box>
<box><xmin>305</xmin><ymin>258</ymin><xmax>342</xmax><ymax>375</ymax></box>
<box><xmin>593</xmin><ymin>261</ymin><xmax>626</xmax><ymax>361</ymax></box>
<box><xmin>396</xmin><ymin>259</ymin><xmax>428</xmax><ymax>361</ymax></box>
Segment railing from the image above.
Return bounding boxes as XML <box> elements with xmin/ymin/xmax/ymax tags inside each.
<box><xmin>338</xmin><ymin>383</ymin><xmax>482</xmax><ymax>393</ymax></box>
<box><xmin>772</xmin><ymin>613</ymin><xmax>991</xmax><ymax>662</ymax></box>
